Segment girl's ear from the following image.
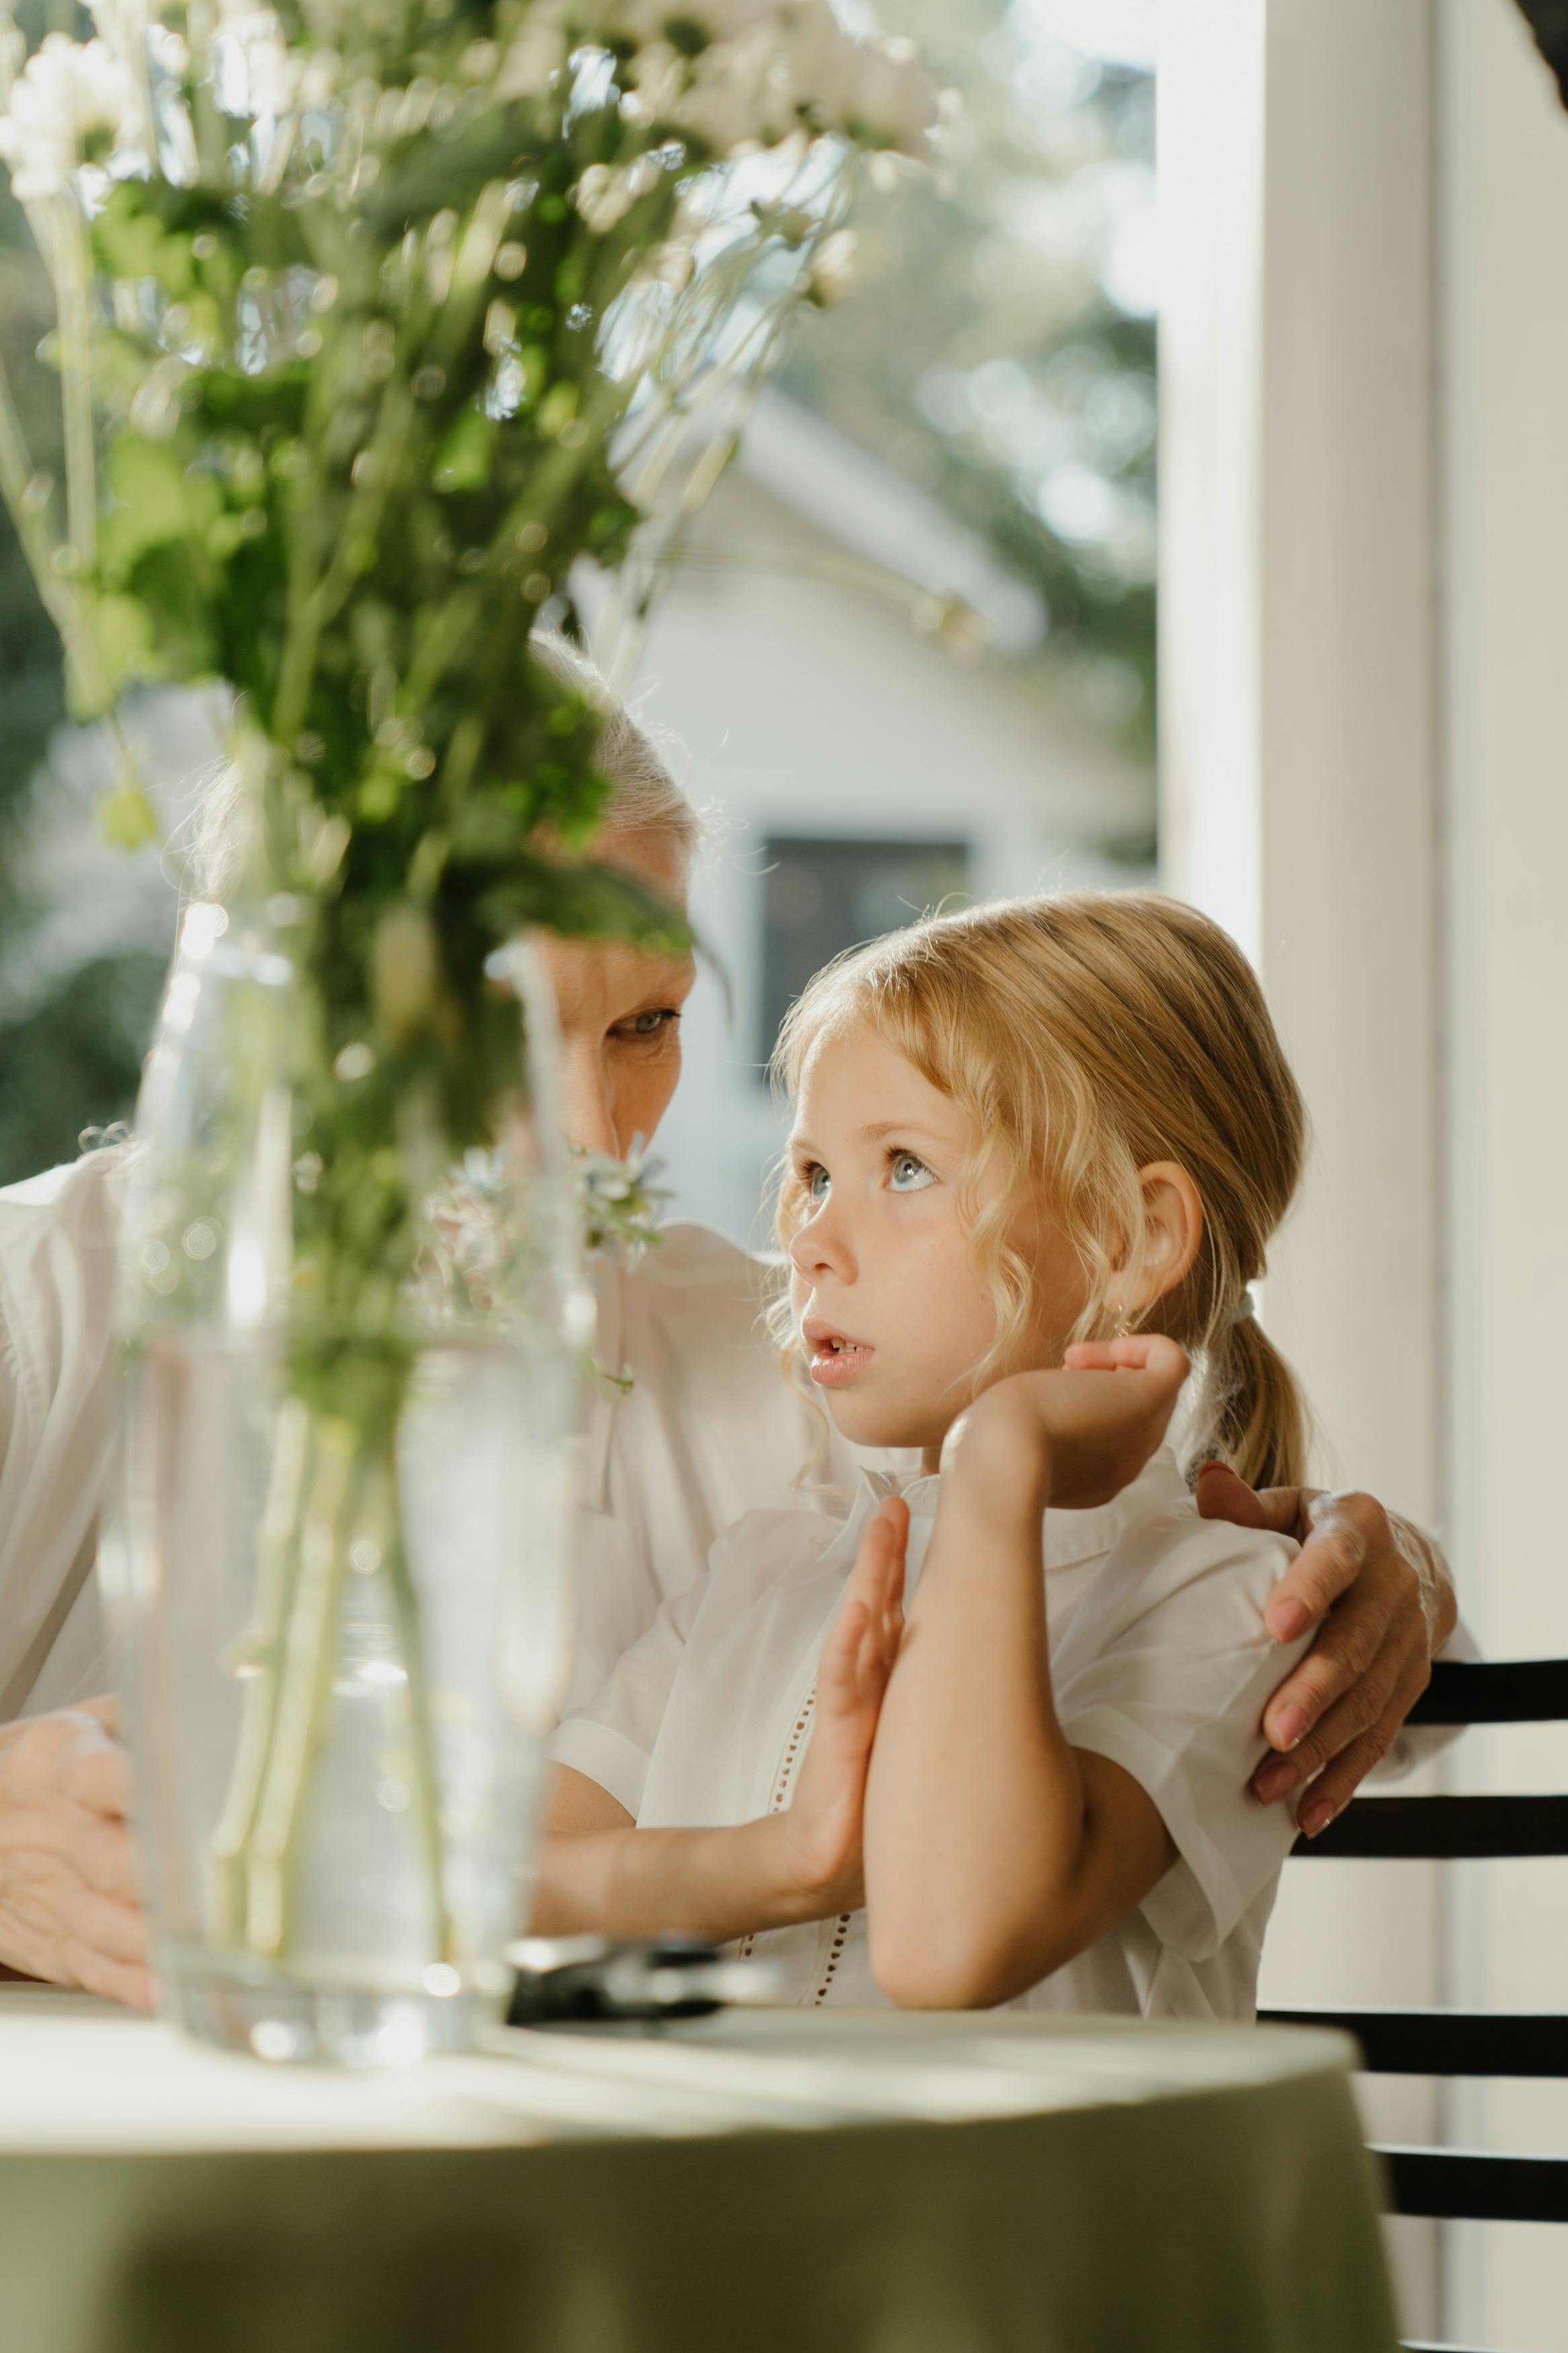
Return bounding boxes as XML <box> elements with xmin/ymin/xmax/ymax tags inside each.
<box><xmin>1131</xmin><ymin>1160</ymin><xmax>1204</xmax><ymax>1308</ymax></box>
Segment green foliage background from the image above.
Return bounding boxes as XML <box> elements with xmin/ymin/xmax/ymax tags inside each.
<box><xmin>0</xmin><ymin>0</ymin><xmax>1155</xmax><ymax>1189</ymax></box>
<box><xmin>0</xmin><ymin>162</ymin><xmax>170</xmax><ymax>1183</ymax></box>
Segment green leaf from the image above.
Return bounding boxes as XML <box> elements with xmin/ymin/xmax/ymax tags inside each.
<box><xmin>99</xmin><ymin>438</ymin><xmax>223</xmax><ymax>582</ymax></box>
<box><xmin>431</xmin><ymin>405</ymin><xmax>494</xmax><ymax>494</ymax></box>
<box><xmin>95</xmin><ymin>781</ymin><xmax>160</xmax><ymax>851</ymax></box>
<box><xmin>88</xmin><ymin>592</ymin><xmax>161</xmax><ymax>696</ymax></box>
<box><xmin>91</xmin><ymin>187</ymin><xmax>196</xmax><ymax>300</ymax></box>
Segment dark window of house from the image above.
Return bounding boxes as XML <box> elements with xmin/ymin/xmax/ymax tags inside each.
<box><xmin>759</xmin><ymin>836</ymin><xmax>971</xmax><ymax>1070</ymax></box>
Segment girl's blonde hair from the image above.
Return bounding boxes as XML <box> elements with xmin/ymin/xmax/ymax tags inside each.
<box><xmin>771</xmin><ymin>891</ymin><xmax>1309</xmax><ymax>1490</ymax></box>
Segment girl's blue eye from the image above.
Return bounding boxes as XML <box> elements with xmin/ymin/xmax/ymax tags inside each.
<box><xmin>805</xmin><ymin>1164</ymin><xmax>829</xmax><ymax>1202</ymax></box>
<box><xmin>889</xmin><ymin>1152</ymin><xmax>934</xmax><ymax>1192</ymax></box>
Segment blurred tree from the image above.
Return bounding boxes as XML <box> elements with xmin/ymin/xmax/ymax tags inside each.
<box><xmin>776</xmin><ymin>0</ymin><xmax>1157</xmax><ymax>778</ymax></box>
<box><xmin>0</xmin><ymin>171</ymin><xmax>165</xmax><ymax>1185</ymax></box>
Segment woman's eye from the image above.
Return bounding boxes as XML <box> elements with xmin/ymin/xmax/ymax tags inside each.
<box><xmin>804</xmin><ymin>1164</ymin><xmax>829</xmax><ymax>1203</ymax></box>
<box><xmin>889</xmin><ymin>1152</ymin><xmax>934</xmax><ymax>1193</ymax></box>
<box><xmin>615</xmin><ymin>1008</ymin><xmax>679</xmax><ymax>1044</ymax></box>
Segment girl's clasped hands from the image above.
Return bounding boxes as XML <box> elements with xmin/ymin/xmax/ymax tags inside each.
<box><xmin>788</xmin><ymin>1335</ymin><xmax>1192</xmax><ymax>1921</ymax></box>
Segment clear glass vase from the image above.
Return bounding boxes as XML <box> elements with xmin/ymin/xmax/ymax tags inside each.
<box><xmin>101</xmin><ymin>896</ymin><xmax>584</xmax><ymax>2065</ymax></box>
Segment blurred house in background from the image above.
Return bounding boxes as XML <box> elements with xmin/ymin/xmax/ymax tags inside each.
<box><xmin>622</xmin><ymin>389</ymin><xmax>1153</xmax><ymax>1242</ymax></box>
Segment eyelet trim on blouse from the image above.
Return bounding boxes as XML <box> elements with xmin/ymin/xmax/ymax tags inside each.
<box><xmin>737</xmin><ymin>1683</ymin><xmax>854</xmax><ymax>2003</ymax></box>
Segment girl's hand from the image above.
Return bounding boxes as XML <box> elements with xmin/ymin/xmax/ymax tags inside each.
<box><xmin>780</xmin><ymin>1496</ymin><xmax>908</xmax><ymax>1915</ymax></box>
<box><xmin>944</xmin><ymin>1334</ymin><xmax>1191</xmax><ymax>1513</ymax></box>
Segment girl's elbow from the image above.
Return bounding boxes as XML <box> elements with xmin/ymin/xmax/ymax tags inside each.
<box><xmin>868</xmin><ymin>1913</ymin><xmax>1050</xmax><ymax>2012</ymax></box>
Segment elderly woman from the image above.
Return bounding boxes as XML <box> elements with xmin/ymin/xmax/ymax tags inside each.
<box><xmin>0</xmin><ymin>656</ymin><xmax>1458</xmax><ymax>2009</ymax></box>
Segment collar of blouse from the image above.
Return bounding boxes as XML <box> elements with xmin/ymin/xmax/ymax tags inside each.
<box><xmin>818</xmin><ymin>1447</ymin><xmax>1191</xmax><ymax>1581</ymax></box>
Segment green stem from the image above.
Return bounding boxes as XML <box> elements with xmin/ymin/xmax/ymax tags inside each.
<box><xmin>243</xmin><ymin>1415</ymin><xmax>358</xmax><ymax>1956</ymax></box>
<box><xmin>185</xmin><ymin>0</ymin><xmax>226</xmax><ymax>188</ymax></box>
<box><xmin>204</xmin><ymin>1395</ymin><xmax>313</xmax><ymax>1944</ymax></box>
<box><xmin>382</xmin><ymin>1521</ymin><xmax>454</xmax><ymax>1966</ymax></box>
<box><xmin>48</xmin><ymin>196</ymin><xmax>97</xmax><ymax>577</ymax></box>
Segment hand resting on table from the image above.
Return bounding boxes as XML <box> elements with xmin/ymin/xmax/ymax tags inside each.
<box><xmin>0</xmin><ymin>1697</ymin><xmax>151</xmax><ymax>2011</ymax></box>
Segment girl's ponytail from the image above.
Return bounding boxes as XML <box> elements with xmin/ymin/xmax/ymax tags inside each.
<box><xmin>1204</xmin><ymin>1306</ymin><xmax>1308</xmax><ymax>1492</ymax></box>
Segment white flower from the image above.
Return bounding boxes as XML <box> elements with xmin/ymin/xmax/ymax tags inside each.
<box><xmin>839</xmin><ymin>36</ymin><xmax>936</xmax><ymax>159</ymax></box>
<box><xmin>213</xmin><ymin>3</ymin><xmax>300</xmax><ymax>122</ymax></box>
<box><xmin>574</xmin><ymin>161</ymin><xmax>636</xmax><ymax>232</ymax></box>
<box><xmin>0</xmin><ymin>32</ymin><xmax>134</xmax><ymax>200</ymax></box>
<box><xmin>776</xmin><ymin>3</ymin><xmax>851</xmax><ymax>118</ymax></box>
<box><xmin>673</xmin><ymin>31</ymin><xmax>780</xmax><ymax>155</ymax></box>
<box><xmin>616</xmin><ymin>0</ymin><xmax>777</xmax><ymax>47</ymax></box>
<box><xmin>497</xmin><ymin>12</ymin><xmax>571</xmax><ymax>104</ymax></box>
<box><xmin>573</xmin><ymin>1145</ymin><xmax>670</xmax><ymax>1263</ymax></box>
<box><xmin>623</xmin><ymin>38</ymin><xmax>686</xmax><ymax>124</ymax></box>
<box><xmin>808</xmin><ymin>224</ymin><xmax>856</xmax><ymax>303</ymax></box>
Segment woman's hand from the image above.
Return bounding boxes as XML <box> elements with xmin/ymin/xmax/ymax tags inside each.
<box><xmin>942</xmin><ymin>1335</ymin><xmax>1191</xmax><ymax>1513</ymax></box>
<box><xmin>1195</xmin><ymin>1464</ymin><xmax>1457</xmax><ymax>1836</ymax></box>
<box><xmin>780</xmin><ymin>1496</ymin><xmax>907</xmax><ymax>1915</ymax></box>
<box><xmin>0</xmin><ymin>1699</ymin><xmax>151</xmax><ymax>2010</ymax></box>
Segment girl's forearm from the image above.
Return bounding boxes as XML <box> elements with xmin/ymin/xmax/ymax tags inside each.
<box><xmin>530</xmin><ymin>1812</ymin><xmax>824</xmax><ymax>1944</ymax></box>
<box><xmin>862</xmin><ymin>1449</ymin><xmax>1091</xmax><ymax>2006</ymax></box>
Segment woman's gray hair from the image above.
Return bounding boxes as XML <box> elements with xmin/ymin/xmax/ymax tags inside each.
<box><xmin>188</xmin><ymin>629</ymin><xmax>698</xmax><ymax>900</ymax></box>
<box><xmin>527</xmin><ymin>629</ymin><xmax>700</xmax><ymax>870</ymax></box>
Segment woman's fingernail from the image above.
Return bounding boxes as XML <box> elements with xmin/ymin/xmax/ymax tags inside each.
<box><xmin>1269</xmin><ymin>1599</ymin><xmax>1311</xmax><ymax>1642</ymax></box>
<box><xmin>1300</xmin><ymin>1798</ymin><xmax>1336</xmax><ymax>1839</ymax></box>
<box><xmin>1273</xmin><ymin>1704</ymin><xmax>1309</xmax><ymax>1752</ymax></box>
<box><xmin>1254</xmin><ymin>1757</ymin><xmax>1296</xmax><ymax>1804</ymax></box>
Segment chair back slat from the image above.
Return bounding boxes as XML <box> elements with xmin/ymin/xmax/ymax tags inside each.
<box><xmin>1407</xmin><ymin>1658</ymin><xmax>1568</xmax><ymax>1724</ymax></box>
<box><xmin>1288</xmin><ymin>1794</ymin><xmax>1568</xmax><ymax>1859</ymax></box>
<box><xmin>1373</xmin><ymin>2144</ymin><xmax>1568</xmax><ymax>2224</ymax></box>
<box><xmin>1256</xmin><ymin>2005</ymin><xmax>1568</xmax><ymax>2076</ymax></box>
<box><xmin>1274</xmin><ymin>1654</ymin><xmax>1568</xmax><ymax>2286</ymax></box>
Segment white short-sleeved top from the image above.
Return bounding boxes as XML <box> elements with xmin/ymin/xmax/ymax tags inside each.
<box><xmin>552</xmin><ymin>1449</ymin><xmax>1318</xmax><ymax>2022</ymax></box>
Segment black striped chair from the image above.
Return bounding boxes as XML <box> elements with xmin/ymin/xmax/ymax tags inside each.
<box><xmin>1257</xmin><ymin>1658</ymin><xmax>1568</xmax><ymax>2352</ymax></box>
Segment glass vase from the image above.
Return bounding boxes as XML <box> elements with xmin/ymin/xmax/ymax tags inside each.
<box><xmin>100</xmin><ymin>895</ymin><xmax>584</xmax><ymax>2065</ymax></box>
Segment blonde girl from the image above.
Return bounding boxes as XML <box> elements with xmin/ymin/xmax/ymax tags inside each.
<box><xmin>538</xmin><ymin>891</ymin><xmax>1323</xmax><ymax>2018</ymax></box>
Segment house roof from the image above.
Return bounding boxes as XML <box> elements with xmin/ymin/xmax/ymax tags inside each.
<box><xmin>733</xmin><ymin>391</ymin><xmax>1048</xmax><ymax>659</ymax></box>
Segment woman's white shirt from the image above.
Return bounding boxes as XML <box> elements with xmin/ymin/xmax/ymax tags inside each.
<box><xmin>552</xmin><ymin>1449</ymin><xmax>1316</xmax><ymax>2022</ymax></box>
<box><xmin>0</xmin><ymin>1151</ymin><xmax>123</xmax><ymax>1717</ymax></box>
<box><xmin>0</xmin><ymin>1163</ymin><xmax>842</xmax><ymax>1718</ymax></box>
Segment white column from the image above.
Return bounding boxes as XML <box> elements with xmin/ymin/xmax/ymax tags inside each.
<box><xmin>1437</xmin><ymin>2</ymin><xmax>1568</xmax><ymax>2342</ymax></box>
<box><xmin>1161</xmin><ymin>0</ymin><xmax>1441</xmax><ymax>1515</ymax></box>
<box><xmin>1159</xmin><ymin>3</ymin><xmax>1442</xmax><ymax>2334</ymax></box>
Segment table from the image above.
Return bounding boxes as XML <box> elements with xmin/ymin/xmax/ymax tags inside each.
<box><xmin>0</xmin><ymin>1989</ymin><xmax>1398</xmax><ymax>2353</ymax></box>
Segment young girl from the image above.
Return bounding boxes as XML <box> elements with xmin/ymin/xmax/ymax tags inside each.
<box><xmin>538</xmin><ymin>891</ymin><xmax>1318</xmax><ymax>2019</ymax></box>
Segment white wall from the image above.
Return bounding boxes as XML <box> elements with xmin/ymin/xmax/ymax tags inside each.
<box><xmin>1438</xmin><ymin>1</ymin><xmax>1568</xmax><ymax>2340</ymax></box>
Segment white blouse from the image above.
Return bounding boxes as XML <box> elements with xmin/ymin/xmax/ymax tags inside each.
<box><xmin>552</xmin><ymin>1451</ymin><xmax>1316</xmax><ymax>2022</ymax></box>
<box><xmin>0</xmin><ymin>1151</ymin><xmax>124</xmax><ymax>1719</ymax></box>
<box><xmin>0</xmin><ymin>1152</ymin><xmax>848</xmax><ymax>1719</ymax></box>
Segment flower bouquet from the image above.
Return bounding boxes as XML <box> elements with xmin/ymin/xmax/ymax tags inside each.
<box><xmin>0</xmin><ymin>0</ymin><xmax>931</xmax><ymax>2059</ymax></box>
